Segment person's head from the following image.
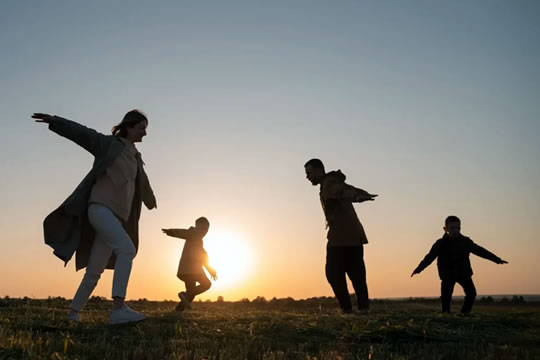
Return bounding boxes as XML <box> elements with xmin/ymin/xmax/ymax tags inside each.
<box><xmin>112</xmin><ymin>110</ymin><xmax>148</xmax><ymax>143</ymax></box>
<box><xmin>195</xmin><ymin>217</ymin><xmax>210</xmax><ymax>236</ymax></box>
<box><xmin>304</xmin><ymin>158</ymin><xmax>326</xmax><ymax>185</ymax></box>
<box><xmin>444</xmin><ymin>215</ymin><xmax>461</xmax><ymax>237</ymax></box>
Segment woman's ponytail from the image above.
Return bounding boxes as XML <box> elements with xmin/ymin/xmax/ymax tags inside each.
<box><xmin>112</xmin><ymin>110</ymin><xmax>148</xmax><ymax>137</ymax></box>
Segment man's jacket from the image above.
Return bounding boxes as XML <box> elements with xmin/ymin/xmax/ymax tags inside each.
<box><xmin>319</xmin><ymin>170</ymin><xmax>370</xmax><ymax>247</ymax></box>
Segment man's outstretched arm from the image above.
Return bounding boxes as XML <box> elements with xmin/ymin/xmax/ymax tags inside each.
<box><xmin>324</xmin><ymin>182</ymin><xmax>378</xmax><ymax>203</ymax></box>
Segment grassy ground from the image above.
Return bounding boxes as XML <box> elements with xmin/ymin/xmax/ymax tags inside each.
<box><xmin>0</xmin><ymin>298</ymin><xmax>539</xmax><ymax>359</ymax></box>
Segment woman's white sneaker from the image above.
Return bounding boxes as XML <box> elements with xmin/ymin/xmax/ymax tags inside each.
<box><xmin>109</xmin><ymin>305</ymin><xmax>146</xmax><ymax>325</ymax></box>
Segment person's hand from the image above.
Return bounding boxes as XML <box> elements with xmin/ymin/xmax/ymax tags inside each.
<box><xmin>355</xmin><ymin>193</ymin><xmax>378</xmax><ymax>202</ymax></box>
<box><xmin>145</xmin><ymin>196</ymin><xmax>157</xmax><ymax>210</ymax></box>
<box><xmin>32</xmin><ymin>113</ymin><xmax>54</xmax><ymax>124</ymax></box>
<box><xmin>210</xmin><ymin>269</ymin><xmax>218</xmax><ymax>281</ymax></box>
<box><xmin>411</xmin><ymin>269</ymin><xmax>420</xmax><ymax>277</ymax></box>
<box><xmin>162</xmin><ymin>229</ymin><xmax>172</xmax><ymax>236</ymax></box>
<box><xmin>497</xmin><ymin>259</ymin><xmax>508</xmax><ymax>264</ymax></box>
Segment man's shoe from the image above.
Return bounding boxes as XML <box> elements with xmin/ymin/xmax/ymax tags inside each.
<box><xmin>66</xmin><ymin>311</ymin><xmax>80</xmax><ymax>322</ymax></box>
<box><xmin>358</xmin><ymin>307</ymin><xmax>369</xmax><ymax>315</ymax></box>
<box><xmin>109</xmin><ymin>305</ymin><xmax>146</xmax><ymax>325</ymax></box>
<box><xmin>178</xmin><ymin>292</ymin><xmax>191</xmax><ymax>309</ymax></box>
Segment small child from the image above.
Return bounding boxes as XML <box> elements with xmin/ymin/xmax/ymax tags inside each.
<box><xmin>162</xmin><ymin>217</ymin><xmax>218</xmax><ymax>311</ymax></box>
<box><xmin>411</xmin><ymin>215</ymin><xmax>508</xmax><ymax>314</ymax></box>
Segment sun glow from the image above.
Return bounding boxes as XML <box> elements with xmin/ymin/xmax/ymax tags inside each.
<box><xmin>203</xmin><ymin>230</ymin><xmax>254</xmax><ymax>290</ymax></box>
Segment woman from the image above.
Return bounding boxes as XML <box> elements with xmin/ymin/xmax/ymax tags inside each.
<box><xmin>33</xmin><ymin>110</ymin><xmax>157</xmax><ymax>324</ymax></box>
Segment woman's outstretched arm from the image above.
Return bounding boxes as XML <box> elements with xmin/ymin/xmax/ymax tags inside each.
<box><xmin>33</xmin><ymin>113</ymin><xmax>109</xmax><ymax>156</ymax></box>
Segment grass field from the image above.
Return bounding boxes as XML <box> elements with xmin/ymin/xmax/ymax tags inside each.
<box><xmin>1</xmin><ymin>297</ymin><xmax>539</xmax><ymax>359</ymax></box>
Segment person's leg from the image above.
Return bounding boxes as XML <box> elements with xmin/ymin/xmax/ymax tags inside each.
<box><xmin>458</xmin><ymin>277</ymin><xmax>477</xmax><ymax>314</ymax></box>
<box><xmin>325</xmin><ymin>247</ymin><xmax>352</xmax><ymax>312</ymax></box>
<box><xmin>87</xmin><ymin>204</ymin><xmax>136</xmax><ymax>309</ymax></box>
<box><xmin>183</xmin><ymin>276</ymin><xmax>196</xmax><ymax>298</ymax></box>
<box><xmin>345</xmin><ymin>246</ymin><xmax>369</xmax><ymax>311</ymax></box>
<box><xmin>70</xmin><ymin>235</ymin><xmax>113</xmax><ymax>312</ymax></box>
<box><xmin>176</xmin><ymin>277</ymin><xmax>195</xmax><ymax>311</ymax></box>
<box><xmin>184</xmin><ymin>273</ymin><xmax>211</xmax><ymax>302</ymax></box>
<box><xmin>440</xmin><ymin>279</ymin><xmax>456</xmax><ymax>313</ymax></box>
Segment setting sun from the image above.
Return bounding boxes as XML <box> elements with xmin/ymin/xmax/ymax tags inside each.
<box><xmin>203</xmin><ymin>230</ymin><xmax>255</xmax><ymax>290</ymax></box>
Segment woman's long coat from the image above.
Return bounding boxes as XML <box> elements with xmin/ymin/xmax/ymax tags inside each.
<box><xmin>43</xmin><ymin>117</ymin><xmax>156</xmax><ymax>270</ymax></box>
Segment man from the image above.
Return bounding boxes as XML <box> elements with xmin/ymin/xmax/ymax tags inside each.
<box><xmin>304</xmin><ymin>158</ymin><xmax>378</xmax><ymax>313</ymax></box>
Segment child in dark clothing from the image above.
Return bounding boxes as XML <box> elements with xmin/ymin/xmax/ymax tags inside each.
<box><xmin>411</xmin><ymin>216</ymin><xmax>508</xmax><ymax>314</ymax></box>
<box><xmin>162</xmin><ymin>217</ymin><xmax>217</xmax><ymax>311</ymax></box>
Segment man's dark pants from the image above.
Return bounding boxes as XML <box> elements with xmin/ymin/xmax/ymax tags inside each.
<box><xmin>325</xmin><ymin>246</ymin><xmax>369</xmax><ymax>312</ymax></box>
<box><xmin>441</xmin><ymin>276</ymin><xmax>477</xmax><ymax>314</ymax></box>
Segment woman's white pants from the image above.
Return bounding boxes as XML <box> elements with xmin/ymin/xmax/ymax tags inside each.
<box><xmin>71</xmin><ymin>203</ymin><xmax>136</xmax><ymax>311</ymax></box>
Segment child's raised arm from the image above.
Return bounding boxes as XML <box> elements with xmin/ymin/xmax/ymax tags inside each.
<box><xmin>162</xmin><ymin>228</ymin><xmax>190</xmax><ymax>240</ymax></box>
<box><xmin>470</xmin><ymin>241</ymin><xmax>508</xmax><ymax>264</ymax></box>
<box><xmin>411</xmin><ymin>240</ymin><xmax>442</xmax><ymax>277</ymax></box>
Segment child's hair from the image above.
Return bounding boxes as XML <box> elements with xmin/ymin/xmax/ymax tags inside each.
<box><xmin>195</xmin><ymin>217</ymin><xmax>209</xmax><ymax>228</ymax></box>
<box><xmin>445</xmin><ymin>215</ymin><xmax>461</xmax><ymax>225</ymax></box>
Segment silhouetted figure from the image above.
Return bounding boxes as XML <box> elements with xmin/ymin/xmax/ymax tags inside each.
<box><xmin>304</xmin><ymin>159</ymin><xmax>378</xmax><ymax>313</ymax></box>
<box><xmin>162</xmin><ymin>217</ymin><xmax>217</xmax><ymax>311</ymax></box>
<box><xmin>33</xmin><ymin>111</ymin><xmax>156</xmax><ymax>325</ymax></box>
<box><xmin>411</xmin><ymin>216</ymin><xmax>508</xmax><ymax>314</ymax></box>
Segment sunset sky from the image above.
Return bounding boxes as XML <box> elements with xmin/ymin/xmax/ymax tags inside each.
<box><xmin>1</xmin><ymin>1</ymin><xmax>539</xmax><ymax>302</ymax></box>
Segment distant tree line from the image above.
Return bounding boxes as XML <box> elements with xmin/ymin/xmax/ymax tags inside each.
<box><xmin>199</xmin><ymin>294</ymin><xmax>533</xmax><ymax>306</ymax></box>
<box><xmin>0</xmin><ymin>294</ymin><xmax>534</xmax><ymax>307</ymax></box>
